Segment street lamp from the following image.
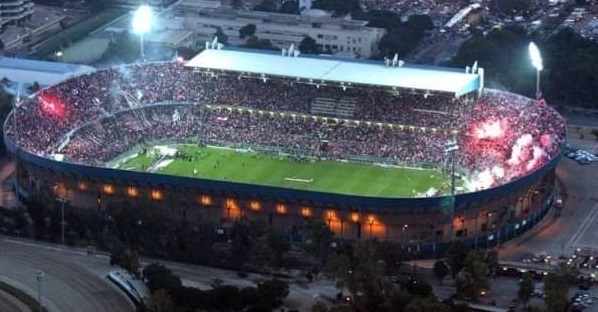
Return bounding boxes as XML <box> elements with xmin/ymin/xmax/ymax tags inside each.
<box><xmin>131</xmin><ymin>5</ymin><xmax>153</xmax><ymax>61</ymax></box>
<box><xmin>368</xmin><ymin>216</ymin><xmax>375</xmax><ymax>237</ymax></box>
<box><xmin>444</xmin><ymin>139</ymin><xmax>459</xmax><ymax>241</ymax></box>
<box><xmin>54</xmin><ymin>186</ymin><xmax>68</xmax><ymax>245</ymax></box>
<box><xmin>529</xmin><ymin>42</ymin><xmax>543</xmax><ymax>99</ymax></box>
<box><xmin>12</xmin><ymin>94</ymin><xmax>23</xmax><ymax>197</ymax></box>
<box><xmin>36</xmin><ymin>270</ymin><xmax>43</xmax><ymax>312</ymax></box>
<box><xmin>402</xmin><ymin>223</ymin><xmax>409</xmax><ymax>249</ymax></box>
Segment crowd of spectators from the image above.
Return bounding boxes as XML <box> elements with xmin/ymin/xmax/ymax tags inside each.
<box><xmin>5</xmin><ymin>62</ymin><xmax>566</xmax><ymax>191</ymax></box>
<box><xmin>457</xmin><ymin>90</ymin><xmax>566</xmax><ymax>190</ymax></box>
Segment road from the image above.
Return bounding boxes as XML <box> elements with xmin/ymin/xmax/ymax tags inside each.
<box><xmin>0</xmin><ymin>238</ymin><xmax>134</xmax><ymax>312</ymax></box>
<box><xmin>0</xmin><ymin>236</ymin><xmax>337</xmax><ymax>311</ymax></box>
<box><xmin>500</xmin><ymin>138</ymin><xmax>598</xmax><ymax>260</ymax></box>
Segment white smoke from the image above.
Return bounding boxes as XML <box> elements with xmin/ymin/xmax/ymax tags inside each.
<box><xmin>526</xmin><ymin>145</ymin><xmax>546</xmax><ymax>171</ymax></box>
<box><xmin>507</xmin><ymin>134</ymin><xmax>533</xmax><ymax>165</ymax></box>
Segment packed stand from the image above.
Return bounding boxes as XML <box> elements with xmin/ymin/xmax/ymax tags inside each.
<box><xmin>5</xmin><ymin>62</ymin><xmax>566</xmax><ymax>191</ymax></box>
<box><xmin>456</xmin><ymin>90</ymin><xmax>566</xmax><ymax>190</ymax></box>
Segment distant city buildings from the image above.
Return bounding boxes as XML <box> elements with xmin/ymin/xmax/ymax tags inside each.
<box><xmin>0</xmin><ymin>0</ymin><xmax>34</xmax><ymax>28</ymax></box>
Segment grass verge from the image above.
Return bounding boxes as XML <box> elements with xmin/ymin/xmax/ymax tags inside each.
<box><xmin>0</xmin><ymin>280</ymin><xmax>48</xmax><ymax>312</ymax></box>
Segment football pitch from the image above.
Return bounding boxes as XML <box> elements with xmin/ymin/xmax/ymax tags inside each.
<box><xmin>118</xmin><ymin>145</ymin><xmax>450</xmax><ymax>198</ymax></box>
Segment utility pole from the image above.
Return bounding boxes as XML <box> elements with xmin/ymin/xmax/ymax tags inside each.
<box><xmin>36</xmin><ymin>270</ymin><xmax>43</xmax><ymax>312</ymax></box>
<box><xmin>56</xmin><ymin>195</ymin><xmax>68</xmax><ymax>244</ymax></box>
<box><xmin>444</xmin><ymin>139</ymin><xmax>459</xmax><ymax>241</ymax></box>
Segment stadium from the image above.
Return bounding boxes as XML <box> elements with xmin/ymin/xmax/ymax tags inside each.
<box><xmin>4</xmin><ymin>47</ymin><xmax>566</xmax><ymax>256</ymax></box>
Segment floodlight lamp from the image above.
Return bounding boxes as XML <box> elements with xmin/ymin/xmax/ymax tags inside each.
<box><xmin>132</xmin><ymin>5</ymin><xmax>153</xmax><ymax>35</ymax></box>
<box><xmin>529</xmin><ymin>42</ymin><xmax>543</xmax><ymax>71</ymax></box>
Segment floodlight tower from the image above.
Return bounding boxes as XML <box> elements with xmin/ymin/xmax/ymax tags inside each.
<box><xmin>12</xmin><ymin>94</ymin><xmax>22</xmax><ymax>198</ymax></box>
<box><xmin>444</xmin><ymin>139</ymin><xmax>459</xmax><ymax>241</ymax></box>
<box><xmin>529</xmin><ymin>42</ymin><xmax>543</xmax><ymax>99</ymax></box>
<box><xmin>132</xmin><ymin>5</ymin><xmax>153</xmax><ymax>61</ymax></box>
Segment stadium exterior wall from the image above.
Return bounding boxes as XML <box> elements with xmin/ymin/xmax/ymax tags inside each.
<box><xmin>4</xmin><ymin>120</ymin><xmax>562</xmax><ymax>256</ymax></box>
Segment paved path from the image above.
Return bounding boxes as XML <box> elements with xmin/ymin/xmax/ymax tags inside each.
<box><xmin>499</xmin><ymin>138</ymin><xmax>598</xmax><ymax>260</ymax></box>
<box><xmin>0</xmin><ymin>236</ymin><xmax>336</xmax><ymax>311</ymax></box>
<box><xmin>0</xmin><ymin>238</ymin><xmax>134</xmax><ymax>312</ymax></box>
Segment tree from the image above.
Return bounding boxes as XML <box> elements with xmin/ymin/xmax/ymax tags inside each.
<box><xmin>377</xmin><ymin>241</ymin><xmax>404</xmax><ymax>276</ymax></box>
<box><xmin>378</xmin><ymin>28</ymin><xmax>424</xmax><ymax>59</ymax></box>
<box><xmin>244</xmin><ymin>35</ymin><xmax>275</xmax><ymax>50</ymax></box>
<box><xmin>449</xmin><ymin>26</ymin><xmax>535</xmax><ymax>97</ymax></box>
<box><xmin>280</xmin><ymin>0</ymin><xmax>300</xmax><ymax>14</ymax></box>
<box><xmin>109</xmin><ymin>240</ymin><xmax>125</xmax><ymax>266</ymax></box>
<box><xmin>248</xmin><ymin>236</ymin><xmax>275</xmax><ymax>267</ymax></box>
<box><xmin>311</xmin><ymin>301</ymin><xmax>328</xmax><ymax>312</ymax></box>
<box><xmin>544</xmin><ymin>272</ymin><xmax>569</xmax><ymax>312</ymax></box>
<box><xmin>142</xmin><ymin>289</ymin><xmax>174</xmax><ymax>312</ymax></box>
<box><xmin>350</xmin><ymin>239</ymin><xmax>385</xmax><ymax>311</ymax></box>
<box><xmin>446</xmin><ymin>241</ymin><xmax>470</xmax><ymax>277</ymax></box>
<box><xmin>518</xmin><ymin>272</ymin><xmax>534</xmax><ymax>308</ymax></box>
<box><xmin>326</xmin><ymin>252</ymin><xmax>351</xmax><ymax>290</ymax></box>
<box><xmin>253</xmin><ymin>0</ymin><xmax>277</xmax><ymax>12</ymax></box>
<box><xmin>405</xmin><ymin>280</ymin><xmax>433</xmax><ymax>297</ymax></box>
<box><xmin>268</xmin><ymin>230</ymin><xmax>290</xmax><ymax>266</ymax></box>
<box><xmin>143</xmin><ymin>263</ymin><xmax>182</xmax><ymax>294</ymax></box>
<box><xmin>404</xmin><ymin>14</ymin><xmax>434</xmax><ymax>32</ymax></box>
<box><xmin>28</xmin><ymin>81</ymin><xmax>41</xmax><ymax>94</ymax></box>
<box><xmin>256</xmin><ymin>279</ymin><xmax>290</xmax><ymax>309</ymax></box>
<box><xmin>299</xmin><ymin>36</ymin><xmax>321</xmax><ymax>55</ymax></box>
<box><xmin>355</xmin><ymin>10</ymin><xmax>402</xmax><ymax>30</ymax></box>
<box><xmin>433</xmin><ymin>260</ymin><xmax>450</xmax><ymax>284</ymax></box>
<box><xmin>404</xmin><ymin>297</ymin><xmax>451</xmax><ymax>312</ymax></box>
<box><xmin>1</xmin><ymin>77</ymin><xmax>10</xmax><ymax>87</ymax></box>
<box><xmin>229</xmin><ymin>220</ymin><xmax>252</xmax><ymax>269</ymax></box>
<box><xmin>543</xmin><ymin>28</ymin><xmax>598</xmax><ymax>108</ymax></box>
<box><xmin>381</xmin><ymin>289</ymin><xmax>412</xmax><ymax>312</ymax></box>
<box><xmin>311</xmin><ymin>0</ymin><xmax>361</xmax><ymax>16</ymax></box>
<box><xmin>306</xmin><ymin>220</ymin><xmax>333</xmax><ymax>263</ymax></box>
<box><xmin>119</xmin><ymin>247</ymin><xmax>141</xmax><ymax>276</ymax></box>
<box><xmin>0</xmin><ymin>88</ymin><xmax>13</xmax><ymax>156</ymax></box>
<box><xmin>213</xmin><ymin>27</ymin><xmax>228</xmax><ymax>45</ymax></box>
<box><xmin>239</xmin><ymin>24</ymin><xmax>257</xmax><ymax>39</ymax></box>
<box><xmin>455</xmin><ymin>251</ymin><xmax>489</xmax><ymax>300</ymax></box>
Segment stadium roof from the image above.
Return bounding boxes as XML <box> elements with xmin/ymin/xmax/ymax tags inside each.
<box><xmin>0</xmin><ymin>58</ymin><xmax>95</xmax><ymax>94</ymax></box>
<box><xmin>185</xmin><ymin>49</ymin><xmax>482</xmax><ymax>96</ymax></box>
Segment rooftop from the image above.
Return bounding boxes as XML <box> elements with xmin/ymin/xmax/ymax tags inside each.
<box><xmin>0</xmin><ymin>58</ymin><xmax>95</xmax><ymax>93</ymax></box>
<box><xmin>0</xmin><ymin>57</ymin><xmax>94</xmax><ymax>74</ymax></box>
<box><xmin>185</xmin><ymin>49</ymin><xmax>482</xmax><ymax>96</ymax></box>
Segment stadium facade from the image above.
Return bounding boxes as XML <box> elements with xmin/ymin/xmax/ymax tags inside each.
<box><xmin>177</xmin><ymin>5</ymin><xmax>386</xmax><ymax>58</ymax></box>
<box><xmin>5</xmin><ymin>48</ymin><xmax>565</xmax><ymax>256</ymax></box>
<box><xmin>0</xmin><ymin>0</ymin><xmax>33</xmax><ymax>28</ymax></box>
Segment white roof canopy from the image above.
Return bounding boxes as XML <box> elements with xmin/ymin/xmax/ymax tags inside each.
<box><xmin>185</xmin><ymin>49</ymin><xmax>482</xmax><ymax>97</ymax></box>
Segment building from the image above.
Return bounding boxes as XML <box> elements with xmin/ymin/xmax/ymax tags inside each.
<box><xmin>176</xmin><ymin>6</ymin><xmax>386</xmax><ymax>58</ymax></box>
<box><xmin>4</xmin><ymin>49</ymin><xmax>565</xmax><ymax>256</ymax></box>
<box><xmin>0</xmin><ymin>58</ymin><xmax>94</xmax><ymax>94</ymax></box>
<box><xmin>0</xmin><ymin>0</ymin><xmax>33</xmax><ymax>28</ymax></box>
<box><xmin>144</xmin><ymin>29</ymin><xmax>194</xmax><ymax>49</ymax></box>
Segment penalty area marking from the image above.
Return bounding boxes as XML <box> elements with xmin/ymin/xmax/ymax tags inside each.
<box><xmin>284</xmin><ymin>177</ymin><xmax>314</xmax><ymax>183</ymax></box>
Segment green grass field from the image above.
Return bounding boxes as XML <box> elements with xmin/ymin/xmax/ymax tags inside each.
<box><xmin>118</xmin><ymin>145</ymin><xmax>451</xmax><ymax>198</ymax></box>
